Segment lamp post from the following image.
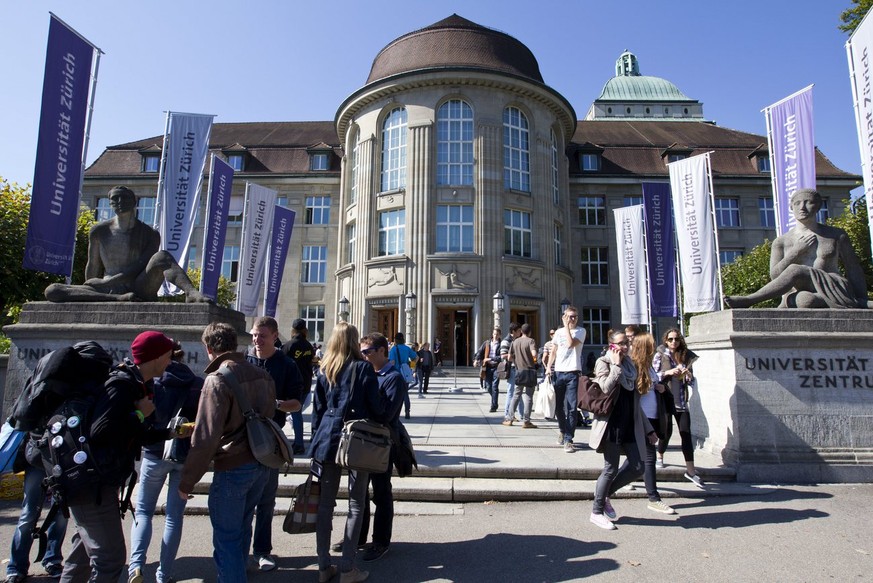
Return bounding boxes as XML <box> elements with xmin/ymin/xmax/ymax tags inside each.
<box><xmin>493</xmin><ymin>291</ymin><xmax>504</xmax><ymax>330</ymax></box>
<box><xmin>404</xmin><ymin>292</ymin><xmax>417</xmax><ymax>343</ymax></box>
<box><xmin>560</xmin><ymin>297</ymin><xmax>571</xmax><ymax>316</ymax></box>
<box><xmin>338</xmin><ymin>296</ymin><xmax>350</xmax><ymax>323</ymax></box>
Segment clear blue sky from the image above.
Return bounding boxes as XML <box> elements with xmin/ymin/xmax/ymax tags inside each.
<box><xmin>0</xmin><ymin>0</ymin><xmax>864</xmax><ymax>194</ymax></box>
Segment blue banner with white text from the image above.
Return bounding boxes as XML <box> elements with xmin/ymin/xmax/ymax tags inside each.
<box><xmin>642</xmin><ymin>182</ymin><xmax>678</xmax><ymax>318</ymax></box>
<box><xmin>199</xmin><ymin>156</ymin><xmax>234</xmax><ymax>300</ymax></box>
<box><xmin>23</xmin><ymin>15</ymin><xmax>95</xmax><ymax>276</ymax></box>
<box><xmin>264</xmin><ymin>205</ymin><xmax>296</xmax><ymax>317</ymax></box>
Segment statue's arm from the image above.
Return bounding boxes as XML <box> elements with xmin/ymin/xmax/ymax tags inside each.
<box><xmin>838</xmin><ymin>232</ymin><xmax>869</xmax><ymax>305</ymax></box>
<box><xmin>84</xmin><ymin>227</ymin><xmax>104</xmax><ymax>280</ymax></box>
<box><xmin>768</xmin><ymin>237</ymin><xmax>788</xmax><ymax>280</ymax></box>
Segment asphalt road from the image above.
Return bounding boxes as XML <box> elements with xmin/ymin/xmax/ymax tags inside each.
<box><xmin>2</xmin><ymin>483</ymin><xmax>871</xmax><ymax>582</ymax></box>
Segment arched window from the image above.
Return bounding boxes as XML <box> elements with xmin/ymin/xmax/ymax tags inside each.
<box><xmin>503</xmin><ymin>107</ymin><xmax>530</xmax><ymax>192</ymax></box>
<box><xmin>381</xmin><ymin>107</ymin><xmax>407</xmax><ymax>192</ymax></box>
<box><xmin>550</xmin><ymin>130</ymin><xmax>559</xmax><ymax>205</ymax></box>
<box><xmin>437</xmin><ymin>99</ymin><xmax>474</xmax><ymax>186</ymax></box>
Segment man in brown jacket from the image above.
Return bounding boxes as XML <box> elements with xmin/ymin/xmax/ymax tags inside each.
<box><xmin>178</xmin><ymin>322</ymin><xmax>276</xmax><ymax>583</ymax></box>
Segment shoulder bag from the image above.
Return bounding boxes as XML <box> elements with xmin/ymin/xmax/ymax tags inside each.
<box><xmin>219</xmin><ymin>364</ymin><xmax>293</xmax><ymax>469</ymax></box>
<box><xmin>576</xmin><ymin>375</ymin><xmax>619</xmax><ymax>417</ymax></box>
<box><xmin>283</xmin><ymin>463</ymin><xmax>320</xmax><ymax>534</ymax></box>
<box><xmin>334</xmin><ymin>362</ymin><xmax>393</xmax><ymax>473</ymax></box>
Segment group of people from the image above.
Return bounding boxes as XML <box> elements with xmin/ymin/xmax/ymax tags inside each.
<box><xmin>5</xmin><ymin>314</ymin><xmax>417</xmax><ymax>583</ymax></box>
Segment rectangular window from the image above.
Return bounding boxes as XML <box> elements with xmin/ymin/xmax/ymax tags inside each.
<box><xmin>581</xmin><ymin>308</ymin><xmax>611</xmax><ymax>346</ymax></box>
<box><xmin>187</xmin><ymin>246</ymin><xmax>197</xmax><ymax>271</ymax></box>
<box><xmin>720</xmin><ymin>249</ymin><xmax>744</xmax><ymax>265</ymax></box>
<box><xmin>759</xmin><ymin>197</ymin><xmax>775</xmax><ymax>228</ymax></box>
<box><xmin>302</xmin><ymin>245</ymin><xmax>327</xmax><ymax>283</ymax></box>
<box><xmin>136</xmin><ymin>197</ymin><xmax>156</xmax><ymax>227</ymax></box>
<box><xmin>757</xmin><ymin>156</ymin><xmax>771</xmax><ymax>173</ymax></box>
<box><xmin>580</xmin><ymin>247</ymin><xmax>609</xmax><ymax>285</ymax></box>
<box><xmin>715</xmin><ymin>197</ymin><xmax>740</xmax><ymax>228</ymax></box>
<box><xmin>305</xmin><ymin>196</ymin><xmax>331</xmax><ymax>225</ymax></box>
<box><xmin>581</xmin><ymin>153</ymin><xmax>600</xmax><ymax>171</ymax></box>
<box><xmin>554</xmin><ymin>223</ymin><xmax>562</xmax><ymax>266</ymax></box>
<box><xmin>378</xmin><ymin>209</ymin><xmax>405</xmax><ymax>256</ymax></box>
<box><xmin>142</xmin><ymin>155</ymin><xmax>160</xmax><ymax>173</ymax></box>
<box><xmin>436</xmin><ymin>205</ymin><xmax>474</xmax><ymax>252</ymax></box>
<box><xmin>94</xmin><ymin>197</ymin><xmax>112</xmax><ymax>222</ymax></box>
<box><xmin>504</xmin><ymin>209</ymin><xmax>532</xmax><ymax>258</ymax></box>
<box><xmin>300</xmin><ymin>305</ymin><xmax>326</xmax><ymax>343</ymax></box>
<box><xmin>667</xmin><ymin>153</ymin><xmax>686</xmax><ymax>163</ymax></box>
<box><xmin>623</xmin><ymin>195</ymin><xmax>642</xmax><ymax>207</ymax></box>
<box><xmin>577</xmin><ymin>196</ymin><xmax>606</xmax><ymax>226</ymax></box>
<box><xmin>310</xmin><ymin>153</ymin><xmax>329</xmax><ymax>171</ymax></box>
<box><xmin>227</xmin><ymin>196</ymin><xmax>244</xmax><ymax>226</ymax></box>
<box><xmin>276</xmin><ymin>196</ymin><xmax>288</xmax><ymax>208</ymax></box>
<box><xmin>227</xmin><ymin>154</ymin><xmax>245</xmax><ymax>172</ymax></box>
<box><xmin>346</xmin><ymin>223</ymin><xmax>356</xmax><ymax>263</ymax></box>
<box><xmin>816</xmin><ymin>198</ymin><xmax>830</xmax><ymax>223</ymax></box>
<box><xmin>222</xmin><ymin>246</ymin><xmax>240</xmax><ymax>282</ymax></box>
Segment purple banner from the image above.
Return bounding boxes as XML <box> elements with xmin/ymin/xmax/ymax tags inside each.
<box><xmin>199</xmin><ymin>156</ymin><xmax>234</xmax><ymax>300</ymax></box>
<box><xmin>264</xmin><ymin>206</ymin><xmax>296</xmax><ymax>317</ymax></box>
<box><xmin>766</xmin><ymin>87</ymin><xmax>816</xmax><ymax>235</ymax></box>
<box><xmin>642</xmin><ymin>182</ymin><xmax>677</xmax><ymax>318</ymax></box>
<box><xmin>23</xmin><ymin>16</ymin><xmax>95</xmax><ymax>276</ymax></box>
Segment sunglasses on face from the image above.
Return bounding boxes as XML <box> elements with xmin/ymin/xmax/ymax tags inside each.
<box><xmin>666</xmin><ymin>337</ymin><xmax>680</xmax><ymax>343</ymax></box>
<box><xmin>361</xmin><ymin>347</ymin><xmax>376</xmax><ymax>355</ymax></box>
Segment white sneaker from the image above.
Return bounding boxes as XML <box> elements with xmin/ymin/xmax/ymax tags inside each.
<box><xmin>656</xmin><ymin>459</ymin><xmax>666</xmax><ymax>469</ymax></box>
<box><xmin>257</xmin><ymin>554</ymin><xmax>277</xmax><ymax>572</ymax></box>
<box><xmin>647</xmin><ymin>499</ymin><xmax>677</xmax><ymax>514</ymax></box>
<box><xmin>589</xmin><ymin>512</ymin><xmax>616</xmax><ymax>530</ymax></box>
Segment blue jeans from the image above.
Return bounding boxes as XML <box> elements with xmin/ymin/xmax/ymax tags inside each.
<box><xmin>252</xmin><ymin>466</ymin><xmax>279</xmax><ymax>556</ymax></box>
<box><xmin>593</xmin><ymin>438</ymin><xmax>644</xmax><ymax>514</ymax></box>
<box><xmin>553</xmin><ymin>371</ymin><xmax>580</xmax><ymax>443</ymax></box>
<box><xmin>316</xmin><ymin>461</ymin><xmax>369</xmax><ymax>573</ymax></box>
<box><xmin>208</xmin><ymin>462</ymin><xmax>269</xmax><ymax>583</ymax></box>
<box><xmin>129</xmin><ymin>455</ymin><xmax>187</xmax><ymax>583</ymax></box>
<box><xmin>8</xmin><ymin>464</ymin><xmax>68</xmax><ymax>576</ymax></box>
<box><xmin>291</xmin><ymin>385</ymin><xmax>313</xmax><ymax>451</ymax></box>
<box><xmin>484</xmin><ymin>366</ymin><xmax>499</xmax><ymax>409</ymax></box>
<box><xmin>502</xmin><ymin>367</ymin><xmax>524</xmax><ymax>419</ymax></box>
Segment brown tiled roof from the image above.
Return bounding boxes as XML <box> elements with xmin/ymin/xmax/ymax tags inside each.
<box><xmin>570</xmin><ymin>120</ymin><xmax>857</xmax><ymax>178</ymax></box>
<box><xmin>86</xmin><ymin>121</ymin><xmax>341</xmax><ymax>176</ymax></box>
<box><xmin>366</xmin><ymin>14</ymin><xmax>543</xmax><ymax>85</ymax></box>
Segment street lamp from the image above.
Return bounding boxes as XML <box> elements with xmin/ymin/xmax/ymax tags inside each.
<box><xmin>493</xmin><ymin>291</ymin><xmax>504</xmax><ymax>330</ymax></box>
<box><xmin>560</xmin><ymin>297</ymin><xmax>571</xmax><ymax>316</ymax></box>
<box><xmin>338</xmin><ymin>296</ymin><xmax>350</xmax><ymax>323</ymax></box>
<box><xmin>405</xmin><ymin>292</ymin><xmax>417</xmax><ymax>343</ymax></box>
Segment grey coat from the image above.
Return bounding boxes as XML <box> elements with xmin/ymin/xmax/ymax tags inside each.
<box><xmin>588</xmin><ymin>355</ymin><xmax>653</xmax><ymax>460</ymax></box>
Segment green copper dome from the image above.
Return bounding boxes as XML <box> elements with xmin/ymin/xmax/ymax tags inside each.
<box><xmin>596</xmin><ymin>51</ymin><xmax>693</xmax><ymax>102</ymax></box>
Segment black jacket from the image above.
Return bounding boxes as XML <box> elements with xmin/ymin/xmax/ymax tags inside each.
<box><xmin>283</xmin><ymin>334</ymin><xmax>315</xmax><ymax>388</ymax></box>
<box><xmin>142</xmin><ymin>361</ymin><xmax>204</xmax><ymax>460</ymax></box>
<box><xmin>246</xmin><ymin>349</ymin><xmax>303</xmax><ymax>427</ymax></box>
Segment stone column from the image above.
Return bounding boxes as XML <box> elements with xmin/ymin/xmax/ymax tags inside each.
<box><xmin>478</xmin><ymin>122</ymin><xmax>503</xmax><ymax>332</ymax></box>
<box><xmin>352</xmin><ymin>135</ymin><xmax>374</xmax><ymax>329</ymax></box>
<box><xmin>407</xmin><ymin>121</ymin><xmax>432</xmax><ymax>342</ymax></box>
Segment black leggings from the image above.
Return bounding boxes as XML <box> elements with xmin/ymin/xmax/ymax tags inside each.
<box><xmin>658</xmin><ymin>393</ymin><xmax>694</xmax><ymax>463</ymax></box>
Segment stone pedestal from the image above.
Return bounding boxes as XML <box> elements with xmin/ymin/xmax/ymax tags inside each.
<box><xmin>2</xmin><ymin>302</ymin><xmax>248</xmax><ymax>420</ymax></box>
<box><xmin>687</xmin><ymin>309</ymin><xmax>873</xmax><ymax>483</ymax></box>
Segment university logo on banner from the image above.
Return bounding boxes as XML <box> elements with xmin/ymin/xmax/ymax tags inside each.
<box><xmin>613</xmin><ymin>205</ymin><xmax>649</xmax><ymax>325</ymax></box>
<box><xmin>156</xmin><ymin>112</ymin><xmax>214</xmax><ymax>269</ymax></box>
<box><xmin>846</xmin><ymin>16</ymin><xmax>873</xmax><ymax>264</ymax></box>
<box><xmin>199</xmin><ymin>156</ymin><xmax>234</xmax><ymax>301</ymax></box>
<box><xmin>764</xmin><ymin>86</ymin><xmax>816</xmax><ymax>235</ymax></box>
<box><xmin>668</xmin><ymin>154</ymin><xmax>720</xmax><ymax>313</ymax></box>
<box><xmin>642</xmin><ymin>183</ymin><xmax>677</xmax><ymax>318</ymax></box>
<box><xmin>236</xmin><ymin>183</ymin><xmax>277</xmax><ymax>316</ymax></box>
<box><xmin>23</xmin><ymin>15</ymin><xmax>97</xmax><ymax>276</ymax></box>
<box><xmin>264</xmin><ymin>206</ymin><xmax>297</xmax><ymax>317</ymax></box>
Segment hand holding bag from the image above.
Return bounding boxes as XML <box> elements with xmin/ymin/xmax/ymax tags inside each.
<box><xmin>333</xmin><ymin>363</ymin><xmax>393</xmax><ymax>473</ymax></box>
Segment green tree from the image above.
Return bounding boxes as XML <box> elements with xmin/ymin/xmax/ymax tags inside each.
<box><xmin>840</xmin><ymin>0</ymin><xmax>873</xmax><ymax>33</ymax></box>
<box><xmin>0</xmin><ymin>177</ymin><xmax>95</xmax><ymax>327</ymax></box>
<box><xmin>182</xmin><ymin>268</ymin><xmax>236</xmax><ymax>309</ymax></box>
<box><xmin>828</xmin><ymin>197</ymin><xmax>873</xmax><ymax>296</ymax></box>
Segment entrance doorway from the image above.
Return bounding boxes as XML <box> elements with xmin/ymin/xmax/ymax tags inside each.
<box><xmin>435</xmin><ymin>308</ymin><xmax>471</xmax><ymax>366</ymax></box>
<box><xmin>511</xmin><ymin>309</ymin><xmax>540</xmax><ymax>342</ymax></box>
<box><xmin>374</xmin><ymin>309</ymin><xmax>398</xmax><ymax>341</ymax></box>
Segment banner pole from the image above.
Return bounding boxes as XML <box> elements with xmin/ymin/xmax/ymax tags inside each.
<box><xmin>235</xmin><ymin>183</ymin><xmax>251</xmax><ymax>313</ymax></box>
<box><xmin>640</xmin><ymin>203</ymin><xmax>653</xmax><ymax>330</ymax></box>
<box><xmin>705</xmin><ymin>153</ymin><xmax>725</xmax><ymax>309</ymax></box>
<box><xmin>763</xmin><ymin>107</ymin><xmax>784</xmax><ymax>237</ymax></box>
<box><xmin>154</xmin><ymin>111</ymin><xmax>172</xmax><ymax>230</ymax></box>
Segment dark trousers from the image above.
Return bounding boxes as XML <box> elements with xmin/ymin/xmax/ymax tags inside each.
<box><xmin>658</xmin><ymin>392</ymin><xmax>694</xmax><ymax>462</ymax></box>
<box><xmin>644</xmin><ymin>417</ymin><xmax>662</xmax><ymax>501</ymax></box>
<box><xmin>60</xmin><ymin>486</ymin><xmax>126</xmax><ymax>583</ymax></box>
<box><xmin>553</xmin><ymin>371</ymin><xmax>580</xmax><ymax>443</ymax></box>
<box><xmin>593</xmin><ymin>439</ymin><xmax>643</xmax><ymax>514</ymax></box>
<box><xmin>360</xmin><ymin>451</ymin><xmax>395</xmax><ymax>546</ymax></box>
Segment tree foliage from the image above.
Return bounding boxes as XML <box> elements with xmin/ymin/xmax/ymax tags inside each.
<box><xmin>840</xmin><ymin>0</ymin><xmax>873</xmax><ymax>33</ymax></box>
<box><xmin>829</xmin><ymin>197</ymin><xmax>873</xmax><ymax>296</ymax></box>
<box><xmin>0</xmin><ymin>177</ymin><xmax>95</xmax><ymax>326</ymax></box>
<box><xmin>182</xmin><ymin>268</ymin><xmax>236</xmax><ymax>309</ymax></box>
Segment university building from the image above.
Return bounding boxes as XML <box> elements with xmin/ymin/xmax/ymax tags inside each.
<box><xmin>82</xmin><ymin>15</ymin><xmax>858</xmax><ymax>364</ymax></box>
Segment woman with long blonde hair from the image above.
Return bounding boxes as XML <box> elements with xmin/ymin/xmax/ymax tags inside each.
<box><xmin>631</xmin><ymin>333</ymin><xmax>675</xmax><ymax>514</ymax></box>
<box><xmin>310</xmin><ymin>322</ymin><xmax>385</xmax><ymax>583</ymax></box>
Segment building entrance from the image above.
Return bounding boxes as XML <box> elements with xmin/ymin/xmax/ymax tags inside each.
<box><xmin>373</xmin><ymin>309</ymin><xmax>398</xmax><ymax>341</ymax></box>
<box><xmin>511</xmin><ymin>309</ymin><xmax>540</xmax><ymax>342</ymax></box>
<box><xmin>435</xmin><ymin>308</ymin><xmax>471</xmax><ymax>366</ymax></box>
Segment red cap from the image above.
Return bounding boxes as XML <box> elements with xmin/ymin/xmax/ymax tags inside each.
<box><xmin>130</xmin><ymin>331</ymin><xmax>174</xmax><ymax>365</ymax></box>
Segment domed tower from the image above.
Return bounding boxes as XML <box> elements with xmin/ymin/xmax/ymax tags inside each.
<box><xmin>585</xmin><ymin>51</ymin><xmax>705</xmax><ymax>120</ymax></box>
<box><xmin>335</xmin><ymin>15</ymin><xmax>576</xmax><ymax>363</ymax></box>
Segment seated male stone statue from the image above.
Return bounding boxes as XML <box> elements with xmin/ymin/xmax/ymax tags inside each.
<box><xmin>725</xmin><ymin>188</ymin><xmax>871</xmax><ymax>309</ymax></box>
<box><xmin>45</xmin><ymin>186</ymin><xmax>210</xmax><ymax>303</ymax></box>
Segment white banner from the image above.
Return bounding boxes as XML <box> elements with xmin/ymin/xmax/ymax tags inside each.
<box><xmin>668</xmin><ymin>154</ymin><xmax>720</xmax><ymax>313</ymax></box>
<box><xmin>236</xmin><ymin>183</ymin><xmax>277</xmax><ymax>316</ymax></box>
<box><xmin>613</xmin><ymin>205</ymin><xmax>649</xmax><ymax>325</ymax></box>
<box><xmin>847</xmin><ymin>15</ymin><xmax>873</xmax><ymax>265</ymax></box>
<box><xmin>156</xmin><ymin>112</ymin><xmax>214</xmax><ymax>265</ymax></box>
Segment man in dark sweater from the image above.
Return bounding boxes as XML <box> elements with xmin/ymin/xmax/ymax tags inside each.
<box><xmin>245</xmin><ymin>316</ymin><xmax>302</xmax><ymax>572</ymax></box>
<box><xmin>282</xmin><ymin>318</ymin><xmax>314</xmax><ymax>454</ymax></box>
